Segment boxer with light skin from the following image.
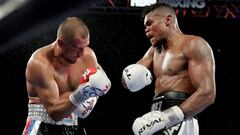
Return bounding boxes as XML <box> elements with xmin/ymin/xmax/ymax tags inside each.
<box><xmin>122</xmin><ymin>3</ymin><xmax>216</xmax><ymax>135</ymax></box>
<box><xmin>22</xmin><ymin>17</ymin><xmax>111</xmax><ymax>135</ymax></box>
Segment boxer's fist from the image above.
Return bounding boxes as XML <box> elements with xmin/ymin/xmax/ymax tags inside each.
<box><xmin>132</xmin><ymin>106</ymin><xmax>185</xmax><ymax>135</ymax></box>
<box><xmin>88</xmin><ymin>69</ymin><xmax>111</xmax><ymax>96</ymax></box>
<box><xmin>80</xmin><ymin>69</ymin><xmax>111</xmax><ymax>97</ymax></box>
<box><xmin>122</xmin><ymin>64</ymin><xmax>152</xmax><ymax>92</ymax></box>
<box><xmin>73</xmin><ymin>97</ymin><xmax>98</xmax><ymax>118</ymax></box>
<box><xmin>69</xmin><ymin>68</ymin><xmax>111</xmax><ymax>106</ymax></box>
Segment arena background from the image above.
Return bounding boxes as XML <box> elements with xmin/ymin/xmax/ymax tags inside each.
<box><xmin>0</xmin><ymin>0</ymin><xmax>239</xmax><ymax>134</ymax></box>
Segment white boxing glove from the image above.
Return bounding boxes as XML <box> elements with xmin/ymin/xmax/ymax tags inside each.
<box><xmin>73</xmin><ymin>97</ymin><xmax>98</xmax><ymax>118</ymax></box>
<box><xmin>122</xmin><ymin>64</ymin><xmax>152</xmax><ymax>92</ymax></box>
<box><xmin>69</xmin><ymin>68</ymin><xmax>111</xmax><ymax>106</ymax></box>
<box><xmin>89</xmin><ymin>69</ymin><xmax>111</xmax><ymax>96</ymax></box>
<box><xmin>132</xmin><ymin>106</ymin><xmax>185</xmax><ymax>135</ymax></box>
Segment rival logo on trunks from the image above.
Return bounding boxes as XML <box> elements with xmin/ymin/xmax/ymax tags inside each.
<box><xmin>138</xmin><ymin>117</ymin><xmax>162</xmax><ymax>135</ymax></box>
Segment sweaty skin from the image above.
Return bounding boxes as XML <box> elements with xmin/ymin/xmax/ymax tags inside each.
<box><xmin>137</xmin><ymin>9</ymin><xmax>216</xmax><ymax>118</ymax></box>
<box><xmin>25</xmin><ymin>17</ymin><xmax>101</xmax><ymax>121</ymax></box>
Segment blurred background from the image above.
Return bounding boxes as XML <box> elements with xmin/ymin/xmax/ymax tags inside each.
<box><xmin>0</xmin><ymin>0</ymin><xmax>239</xmax><ymax>134</ymax></box>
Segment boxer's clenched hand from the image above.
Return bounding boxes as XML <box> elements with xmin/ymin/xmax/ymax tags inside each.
<box><xmin>122</xmin><ymin>64</ymin><xmax>152</xmax><ymax>92</ymax></box>
<box><xmin>69</xmin><ymin>68</ymin><xmax>111</xmax><ymax>106</ymax></box>
<box><xmin>132</xmin><ymin>106</ymin><xmax>185</xmax><ymax>135</ymax></box>
<box><xmin>73</xmin><ymin>96</ymin><xmax>98</xmax><ymax>118</ymax></box>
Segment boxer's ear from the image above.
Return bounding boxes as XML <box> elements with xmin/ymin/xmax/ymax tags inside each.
<box><xmin>57</xmin><ymin>39</ymin><xmax>64</xmax><ymax>47</ymax></box>
<box><xmin>165</xmin><ymin>15</ymin><xmax>173</xmax><ymax>26</ymax></box>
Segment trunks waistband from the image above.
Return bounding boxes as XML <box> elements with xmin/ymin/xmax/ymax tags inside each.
<box><xmin>153</xmin><ymin>91</ymin><xmax>190</xmax><ymax>101</ymax></box>
<box><xmin>27</xmin><ymin>104</ymin><xmax>78</xmax><ymax>126</ymax></box>
<box><xmin>151</xmin><ymin>91</ymin><xmax>191</xmax><ymax>111</ymax></box>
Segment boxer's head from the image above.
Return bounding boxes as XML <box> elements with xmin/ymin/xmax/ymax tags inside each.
<box><xmin>57</xmin><ymin>17</ymin><xmax>90</xmax><ymax>64</ymax></box>
<box><xmin>142</xmin><ymin>3</ymin><xmax>179</xmax><ymax>47</ymax></box>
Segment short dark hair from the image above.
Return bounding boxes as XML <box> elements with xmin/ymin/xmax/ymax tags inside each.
<box><xmin>57</xmin><ymin>17</ymin><xmax>89</xmax><ymax>41</ymax></box>
<box><xmin>142</xmin><ymin>3</ymin><xmax>174</xmax><ymax>17</ymax></box>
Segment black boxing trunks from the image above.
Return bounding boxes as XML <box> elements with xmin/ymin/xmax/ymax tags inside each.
<box><xmin>22</xmin><ymin>104</ymin><xmax>87</xmax><ymax>135</ymax></box>
<box><xmin>151</xmin><ymin>91</ymin><xmax>190</xmax><ymax>111</ymax></box>
<box><xmin>151</xmin><ymin>91</ymin><xmax>199</xmax><ymax>135</ymax></box>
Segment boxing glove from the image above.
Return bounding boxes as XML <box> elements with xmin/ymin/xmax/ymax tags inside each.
<box><xmin>122</xmin><ymin>64</ymin><xmax>152</xmax><ymax>92</ymax></box>
<box><xmin>132</xmin><ymin>106</ymin><xmax>185</xmax><ymax>135</ymax></box>
<box><xmin>73</xmin><ymin>96</ymin><xmax>98</xmax><ymax>118</ymax></box>
<box><xmin>69</xmin><ymin>68</ymin><xmax>111</xmax><ymax>106</ymax></box>
<box><xmin>79</xmin><ymin>68</ymin><xmax>96</xmax><ymax>84</ymax></box>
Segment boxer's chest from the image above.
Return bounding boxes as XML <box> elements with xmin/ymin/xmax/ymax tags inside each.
<box><xmin>153</xmin><ymin>49</ymin><xmax>187</xmax><ymax>77</ymax></box>
<box><xmin>53</xmin><ymin>65</ymin><xmax>85</xmax><ymax>94</ymax></box>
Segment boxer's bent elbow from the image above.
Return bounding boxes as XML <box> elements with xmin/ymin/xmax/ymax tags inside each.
<box><xmin>204</xmin><ymin>87</ymin><xmax>216</xmax><ymax>106</ymax></box>
<box><xmin>47</xmin><ymin>108</ymin><xmax>69</xmax><ymax>121</ymax></box>
<box><xmin>208</xmin><ymin>89</ymin><xmax>216</xmax><ymax>105</ymax></box>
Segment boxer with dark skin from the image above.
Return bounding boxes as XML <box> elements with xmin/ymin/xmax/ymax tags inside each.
<box><xmin>140</xmin><ymin>3</ymin><xmax>216</xmax><ymax>118</ymax></box>
<box><xmin>124</xmin><ymin>3</ymin><xmax>216</xmax><ymax>135</ymax></box>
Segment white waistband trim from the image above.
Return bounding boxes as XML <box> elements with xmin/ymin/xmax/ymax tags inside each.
<box><xmin>27</xmin><ymin>104</ymin><xmax>78</xmax><ymax>126</ymax></box>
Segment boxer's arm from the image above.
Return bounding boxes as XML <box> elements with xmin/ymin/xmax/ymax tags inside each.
<box><xmin>69</xmin><ymin>47</ymin><xmax>110</xmax><ymax>118</ymax></box>
<box><xmin>181</xmin><ymin>36</ymin><xmax>216</xmax><ymax>118</ymax></box>
<box><xmin>80</xmin><ymin>47</ymin><xmax>107</xmax><ymax>79</ymax></box>
<box><xmin>132</xmin><ymin>106</ymin><xmax>185</xmax><ymax>135</ymax></box>
<box><xmin>69</xmin><ymin>47</ymin><xmax>111</xmax><ymax>105</ymax></box>
<box><xmin>73</xmin><ymin>96</ymin><xmax>98</xmax><ymax>118</ymax></box>
<box><xmin>69</xmin><ymin>68</ymin><xmax>111</xmax><ymax>106</ymax></box>
<box><xmin>26</xmin><ymin>58</ymin><xmax>75</xmax><ymax>121</ymax></box>
<box><xmin>122</xmin><ymin>64</ymin><xmax>152</xmax><ymax>92</ymax></box>
<box><xmin>137</xmin><ymin>46</ymin><xmax>155</xmax><ymax>69</ymax></box>
<box><xmin>81</xmin><ymin>47</ymin><xmax>99</xmax><ymax>70</ymax></box>
<box><xmin>69</xmin><ymin>68</ymin><xmax>110</xmax><ymax>119</ymax></box>
<box><xmin>83</xmin><ymin>47</ymin><xmax>111</xmax><ymax>91</ymax></box>
<box><xmin>121</xmin><ymin>46</ymin><xmax>154</xmax><ymax>91</ymax></box>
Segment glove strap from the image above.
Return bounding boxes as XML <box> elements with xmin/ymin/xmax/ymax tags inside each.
<box><xmin>163</xmin><ymin>106</ymin><xmax>185</xmax><ymax>128</ymax></box>
<box><xmin>69</xmin><ymin>83</ymin><xmax>91</xmax><ymax>106</ymax></box>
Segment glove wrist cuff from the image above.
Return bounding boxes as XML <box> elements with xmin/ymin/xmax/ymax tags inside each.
<box><xmin>69</xmin><ymin>83</ymin><xmax>90</xmax><ymax>106</ymax></box>
<box><xmin>163</xmin><ymin>105</ymin><xmax>185</xmax><ymax>128</ymax></box>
